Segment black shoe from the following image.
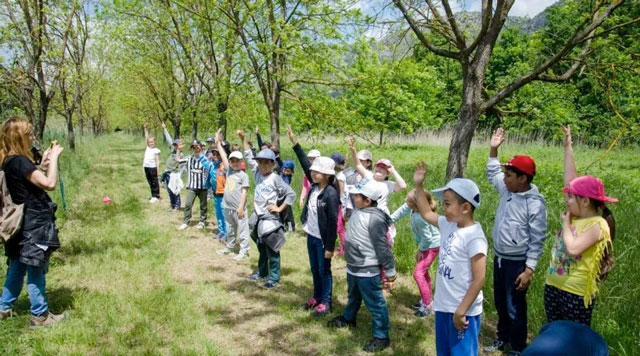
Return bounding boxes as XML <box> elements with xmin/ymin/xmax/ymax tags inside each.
<box><xmin>411</xmin><ymin>302</ymin><xmax>422</xmax><ymax>310</ymax></box>
<box><xmin>363</xmin><ymin>338</ymin><xmax>390</xmax><ymax>353</ymax></box>
<box><xmin>327</xmin><ymin>316</ymin><xmax>356</xmax><ymax>328</ymax></box>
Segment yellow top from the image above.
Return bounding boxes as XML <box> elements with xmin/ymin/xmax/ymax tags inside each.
<box><xmin>545</xmin><ymin>216</ymin><xmax>611</xmax><ymax>307</ymax></box>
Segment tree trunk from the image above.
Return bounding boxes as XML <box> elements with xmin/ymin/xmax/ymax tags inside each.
<box><xmin>191</xmin><ymin>121</ymin><xmax>198</xmax><ymax>140</ymax></box>
<box><xmin>172</xmin><ymin>120</ymin><xmax>181</xmax><ymax>140</ymax></box>
<box><xmin>379</xmin><ymin>128</ymin><xmax>384</xmax><ymax>146</ymax></box>
<box><xmin>66</xmin><ymin>112</ymin><xmax>76</xmax><ymax>151</ymax></box>
<box><xmin>269</xmin><ymin>91</ymin><xmax>281</xmax><ymax>149</ymax></box>
<box><xmin>217</xmin><ymin>101</ymin><xmax>228</xmax><ymax>140</ymax></box>
<box><xmin>445</xmin><ymin>75</ymin><xmax>483</xmax><ymax>181</ymax></box>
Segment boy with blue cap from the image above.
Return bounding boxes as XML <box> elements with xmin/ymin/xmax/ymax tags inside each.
<box><xmin>412</xmin><ymin>162</ymin><xmax>487</xmax><ymax>356</ymax></box>
<box><xmin>237</xmin><ymin>130</ymin><xmax>296</xmax><ymax>289</ymax></box>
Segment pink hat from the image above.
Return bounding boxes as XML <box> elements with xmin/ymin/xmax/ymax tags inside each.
<box><xmin>562</xmin><ymin>175</ymin><xmax>618</xmax><ymax>203</ymax></box>
<box><xmin>375</xmin><ymin>159</ymin><xmax>392</xmax><ymax>168</ymax></box>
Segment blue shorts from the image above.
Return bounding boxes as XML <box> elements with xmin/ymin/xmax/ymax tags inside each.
<box><xmin>435</xmin><ymin>311</ymin><xmax>481</xmax><ymax>356</ymax></box>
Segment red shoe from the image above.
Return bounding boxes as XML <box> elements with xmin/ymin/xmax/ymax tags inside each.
<box><xmin>304</xmin><ymin>297</ymin><xmax>318</xmax><ymax>310</ymax></box>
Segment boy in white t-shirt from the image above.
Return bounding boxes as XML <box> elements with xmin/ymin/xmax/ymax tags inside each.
<box><xmin>412</xmin><ymin>162</ymin><xmax>487</xmax><ymax>356</ymax></box>
<box><xmin>143</xmin><ymin>124</ymin><xmax>161</xmax><ymax>203</ymax></box>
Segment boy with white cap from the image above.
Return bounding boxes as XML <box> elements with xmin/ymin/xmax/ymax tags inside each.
<box><xmin>412</xmin><ymin>162</ymin><xmax>487</xmax><ymax>356</ymax></box>
<box><xmin>327</xmin><ymin>178</ymin><xmax>396</xmax><ymax>353</ymax></box>
<box><xmin>210</xmin><ymin>130</ymin><xmax>251</xmax><ymax>260</ymax></box>
<box><xmin>237</xmin><ymin>130</ymin><xmax>296</xmax><ymax>289</ymax></box>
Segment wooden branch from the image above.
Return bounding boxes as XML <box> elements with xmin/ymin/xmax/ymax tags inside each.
<box><xmin>466</xmin><ymin>0</ymin><xmax>492</xmax><ymax>54</ymax></box>
<box><xmin>482</xmin><ymin>0</ymin><xmax>623</xmax><ymax>111</ymax></box>
<box><xmin>441</xmin><ymin>0</ymin><xmax>467</xmax><ymax>50</ymax></box>
<box><xmin>392</xmin><ymin>0</ymin><xmax>459</xmax><ymax>59</ymax></box>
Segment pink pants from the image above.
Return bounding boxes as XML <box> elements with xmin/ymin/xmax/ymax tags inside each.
<box><xmin>337</xmin><ymin>205</ymin><xmax>346</xmax><ymax>255</ymax></box>
<box><xmin>414</xmin><ymin>248</ymin><xmax>439</xmax><ymax>305</ymax></box>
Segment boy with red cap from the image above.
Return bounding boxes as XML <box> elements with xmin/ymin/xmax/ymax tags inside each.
<box><xmin>485</xmin><ymin>128</ymin><xmax>548</xmax><ymax>356</ymax></box>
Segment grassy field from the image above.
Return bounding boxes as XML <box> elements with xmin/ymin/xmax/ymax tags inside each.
<box><xmin>0</xmin><ymin>132</ymin><xmax>638</xmax><ymax>355</ymax></box>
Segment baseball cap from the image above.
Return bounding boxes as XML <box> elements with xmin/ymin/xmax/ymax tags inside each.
<box><xmin>172</xmin><ymin>139</ymin><xmax>180</xmax><ymax>145</ymax></box>
<box><xmin>310</xmin><ymin>156</ymin><xmax>336</xmax><ymax>175</ymax></box>
<box><xmin>331</xmin><ymin>152</ymin><xmax>345</xmax><ymax>165</ymax></box>
<box><xmin>282</xmin><ymin>159</ymin><xmax>295</xmax><ymax>170</ymax></box>
<box><xmin>206</xmin><ymin>137</ymin><xmax>214</xmax><ymax>143</ymax></box>
<box><xmin>504</xmin><ymin>155</ymin><xmax>536</xmax><ymax>177</ymax></box>
<box><xmin>190</xmin><ymin>139</ymin><xmax>199</xmax><ymax>147</ymax></box>
<box><xmin>229</xmin><ymin>151</ymin><xmax>243</xmax><ymax>160</ymax></box>
<box><xmin>347</xmin><ymin>178</ymin><xmax>386</xmax><ymax>201</ymax></box>
<box><xmin>432</xmin><ymin>178</ymin><xmax>481</xmax><ymax>208</ymax></box>
<box><xmin>255</xmin><ymin>148</ymin><xmax>276</xmax><ymax>161</ymax></box>
<box><xmin>308</xmin><ymin>149</ymin><xmax>321</xmax><ymax>158</ymax></box>
<box><xmin>562</xmin><ymin>175</ymin><xmax>618</xmax><ymax>203</ymax></box>
<box><xmin>357</xmin><ymin>149</ymin><xmax>372</xmax><ymax>161</ymax></box>
<box><xmin>376</xmin><ymin>159</ymin><xmax>392</xmax><ymax>168</ymax></box>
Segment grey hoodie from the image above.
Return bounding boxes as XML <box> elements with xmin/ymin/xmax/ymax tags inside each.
<box><xmin>345</xmin><ymin>206</ymin><xmax>396</xmax><ymax>278</ymax></box>
<box><xmin>487</xmin><ymin>157</ymin><xmax>548</xmax><ymax>269</ymax></box>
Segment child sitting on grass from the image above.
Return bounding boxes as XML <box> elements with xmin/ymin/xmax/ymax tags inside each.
<box><xmin>413</xmin><ymin>162</ymin><xmax>487</xmax><ymax>356</ymax></box>
<box><xmin>390</xmin><ymin>189</ymin><xmax>440</xmax><ymax>318</ymax></box>
<box><xmin>544</xmin><ymin>125</ymin><xmax>618</xmax><ymax>326</ymax></box>
<box><xmin>238</xmin><ymin>130</ymin><xmax>296</xmax><ymax>289</ymax></box>
<box><xmin>327</xmin><ymin>178</ymin><xmax>396</xmax><ymax>353</ymax></box>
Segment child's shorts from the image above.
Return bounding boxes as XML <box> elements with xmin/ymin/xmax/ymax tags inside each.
<box><xmin>435</xmin><ymin>311</ymin><xmax>481</xmax><ymax>356</ymax></box>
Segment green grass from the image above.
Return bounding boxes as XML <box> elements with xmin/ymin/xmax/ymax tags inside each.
<box><xmin>0</xmin><ymin>133</ymin><xmax>638</xmax><ymax>355</ymax></box>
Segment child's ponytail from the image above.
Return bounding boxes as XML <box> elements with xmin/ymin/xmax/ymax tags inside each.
<box><xmin>598</xmin><ymin>204</ymin><xmax>616</xmax><ymax>281</ymax></box>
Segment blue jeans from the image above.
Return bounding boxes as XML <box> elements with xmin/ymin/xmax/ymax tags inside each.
<box><xmin>161</xmin><ymin>172</ymin><xmax>181</xmax><ymax>209</ymax></box>
<box><xmin>435</xmin><ymin>312</ymin><xmax>481</xmax><ymax>356</ymax></box>
<box><xmin>0</xmin><ymin>259</ymin><xmax>48</xmax><ymax>316</ymax></box>
<box><xmin>494</xmin><ymin>258</ymin><xmax>528</xmax><ymax>351</ymax></box>
<box><xmin>214</xmin><ymin>195</ymin><xmax>226</xmax><ymax>236</ymax></box>
<box><xmin>307</xmin><ymin>235</ymin><xmax>332</xmax><ymax>305</ymax></box>
<box><xmin>342</xmin><ymin>274</ymin><xmax>389</xmax><ymax>339</ymax></box>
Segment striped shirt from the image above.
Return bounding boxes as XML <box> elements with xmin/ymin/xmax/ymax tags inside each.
<box><xmin>186</xmin><ymin>155</ymin><xmax>208</xmax><ymax>190</ymax></box>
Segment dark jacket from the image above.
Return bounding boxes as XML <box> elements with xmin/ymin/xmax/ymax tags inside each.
<box><xmin>293</xmin><ymin>143</ymin><xmax>340</xmax><ymax>252</ymax></box>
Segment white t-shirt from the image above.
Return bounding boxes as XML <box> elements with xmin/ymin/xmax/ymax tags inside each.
<box><xmin>336</xmin><ymin>171</ymin><xmax>347</xmax><ymax>207</ymax></box>
<box><xmin>303</xmin><ymin>187</ymin><xmax>323</xmax><ymax>239</ymax></box>
<box><xmin>433</xmin><ymin>216</ymin><xmax>488</xmax><ymax>316</ymax></box>
<box><xmin>143</xmin><ymin>147</ymin><xmax>161</xmax><ymax>168</ymax></box>
<box><xmin>363</xmin><ymin>171</ymin><xmax>395</xmax><ymax>215</ymax></box>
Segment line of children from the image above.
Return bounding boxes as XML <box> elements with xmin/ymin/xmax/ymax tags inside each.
<box><xmin>287</xmin><ymin>125</ymin><xmax>340</xmax><ymax>317</ymax></box>
<box><xmin>238</xmin><ymin>129</ymin><xmax>296</xmax><ymax>289</ymax></box>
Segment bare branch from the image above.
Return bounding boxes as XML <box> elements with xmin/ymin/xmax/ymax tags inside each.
<box><xmin>441</xmin><ymin>0</ymin><xmax>466</xmax><ymax>50</ymax></box>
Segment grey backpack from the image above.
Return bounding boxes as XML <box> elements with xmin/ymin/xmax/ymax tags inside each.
<box><xmin>0</xmin><ymin>167</ymin><xmax>24</xmax><ymax>243</ymax></box>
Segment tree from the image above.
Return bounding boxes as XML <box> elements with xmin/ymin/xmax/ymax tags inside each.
<box><xmin>393</xmin><ymin>0</ymin><xmax>635</xmax><ymax>179</ymax></box>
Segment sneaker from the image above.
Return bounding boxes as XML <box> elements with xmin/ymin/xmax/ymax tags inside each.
<box><xmin>411</xmin><ymin>300</ymin><xmax>423</xmax><ymax>310</ymax></box>
<box><xmin>233</xmin><ymin>253</ymin><xmax>248</xmax><ymax>261</ymax></box>
<box><xmin>414</xmin><ymin>306</ymin><xmax>434</xmax><ymax>318</ymax></box>
<box><xmin>262</xmin><ymin>280</ymin><xmax>279</xmax><ymax>289</ymax></box>
<box><xmin>507</xmin><ymin>351</ymin><xmax>522</xmax><ymax>356</ymax></box>
<box><xmin>484</xmin><ymin>340</ymin><xmax>506</xmax><ymax>353</ymax></box>
<box><xmin>30</xmin><ymin>311</ymin><xmax>65</xmax><ymax>327</ymax></box>
<box><xmin>327</xmin><ymin>316</ymin><xmax>356</xmax><ymax>328</ymax></box>
<box><xmin>363</xmin><ymin>338</ymin><xmax>390</xmax><ymax>353</ymax></box>
<box><xmin>0</xmin><ymin>309</ymin><xmax>14</xmax><ymax>320</ymax></box>
<box><xmin>248</xmin><ymin>273</ymin><xmax>266</xmax><ymax>281</ymax></box>
<box><xmin>196</xmin><ymin>222</ymin><xmax>206</xmax><ymax>229</ymax></box>
<box><xmin>178</xmin><ymin>223</ymin><xmax>189</xmax><ymax>230</ymax></box>
<box><xmin>312</xmin><ymin>303</ymin><xmax>330</xmax><ymax>317</ymax></box>
<box><xmin>304</xmin><ymin>297</ymin><xmax>318</xmax><ymax>310</ymax></box>
<box><xmin>149</xmin><ymin>197</ymin><xmax>159</xmax><ymax>203</ymax></box>
<box><xmin>216</xmin><ymin>247</ymin><xmax>233</xmax><ymax>255</ymax></box>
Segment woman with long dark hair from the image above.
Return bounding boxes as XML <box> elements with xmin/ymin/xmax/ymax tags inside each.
<box><xmin>0</xmin><ymin>118</ymin><xmax>65</xmax><ymax>326</ymax></box>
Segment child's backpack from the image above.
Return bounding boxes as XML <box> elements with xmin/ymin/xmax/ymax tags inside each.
<box><xmin>0</xmin><ymin>168</ymin><xmax>24</xmax><ymax>243</ymax></box>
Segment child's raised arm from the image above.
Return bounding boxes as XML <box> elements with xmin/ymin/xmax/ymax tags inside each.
<box><xmin>287</xmin><ymin>125</ymin><xmax>312</xmax><ymax>182</ymax></box>
<box><xmin>348</xmin><ymin>137</ymin><xmax>368</xmax><ymax>178</ymax></box>
<box><xmin>563</xmin><ymin>125</ymin><xmax>578</xmax><ymax>187</ymax></box>
<box><xmin>216</xmin><ymin>129</ymin><xmax>230</xmax><ymax>169</ymax></box>
<box><xmin>453</xmin><ymin>253</ymin><xmax>486</xmax><ymax>332</ymax></box>
<box><xmin>413</xmin><ymin>161</ymin><xmax>439</xmax><ymax>227</ymax></box>
<box><xmin>389</xmin><ymin>164</ymin><xmax>407</xmax><ymax>192</ymax></box>
<box><xmin>161</xmin><ymin>122</ymin><xmax>173</xmax><ymax>148</ymax></box>
<box><xmin>487</xmin><ymin>128</ymin><xmax>507</xmax><ymax>193</ymax></box>
<box><xmin>238</xmin><ymin>130</ymin><xmax>258</xmax><ymax>174</ymax></box>
<box><xmin>143</xmin><ymin>123</ymin><xmax>149</xmax><ymax>142</ymax></box>
<box><xmin>489</xmin><ymin>127</ymin><xmax>505</xmax><ymax>158</ymax></box>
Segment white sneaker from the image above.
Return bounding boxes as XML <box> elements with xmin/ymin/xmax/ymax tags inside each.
<box><xmin>216</xmin><ymin>248</ymin><xmax>233</xmax><ymax>255</ymax></box>
<box><xmin>196</xmin><ymin>222</ymin><xmax>206</xmax><ymax>229</ymax></box>
<box><xmin>149</xmin><ymin>197</ymin><xmax>159</xmax><ymax>203</ymax></box>
<box><xmin>233</xmin><ymin>253</ymin><xmax>248</xmax><ymax>261</ymax></box>
<box><xmin>178</xmin><ymin>224</ymin><xmax>188</xmax><ymax>230</ymax></box>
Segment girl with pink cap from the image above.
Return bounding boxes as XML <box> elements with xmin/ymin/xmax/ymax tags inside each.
<box><xmin>544</xmin><ymin>126</ymin><xmax>618</xmax><ymax>326</ymax></box>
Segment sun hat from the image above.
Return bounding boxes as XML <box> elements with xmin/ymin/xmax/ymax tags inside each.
<box><xmin>432</xmin><ymin>178</ymin><xmax>481</xmax><ymax>208</ymax></box>
<box><xmin>255</xmin><ymin>148</ymin><xmax>276</xmax><ymax>161</ymax></box>
<box><xmin>308</xmin><ymin>149</ymin><xmax>321</xmax><ymax>158</ymax></box>
<box><xmin>357</xmin><ymin>149</ymin><xmax>372</xmax><ymax>161</ymax></box>
<box><xmin>503</xmin><ymin>155</ymin><xmax>536</xmax><ymax>177</ymax></box>
<box><xmin>346</xmin><ymin>178</ymin><xmax>386</xmax><ymax>201</ymax></box>
<box><xmin>562</xmin><ymin>175</ymin><xmax>618</xmax><ymax>203</ymax></box>
<box><xmin>331</xmin><ymin>152</ymin><xmax>345</xmax><ymax>165</ymax></box>
<box><xmin>229</xmin><ymin>151</ymin><xmax>243</xmax><ymax>160</ymax></box>
<box><xmin>282</xmin><ymin>159</ymin><xmax>295</xmax><ymax>170</ymax></box>
<box><xmin>375</xmin><ymin>159</ymin><xmax>392</xmax><ymax>168</ymax></box>
<box><xmin>310</xmin><ymin>156</ymin><xmax>336</xmax><ymax>175</ymax></box>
